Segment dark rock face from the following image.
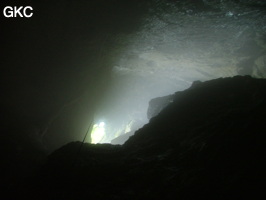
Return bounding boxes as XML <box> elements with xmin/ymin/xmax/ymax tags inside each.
<box><xmin>111</xmin><ymin>130</ymin><xmax>134</xmax><ymax>144</ymax></box>
<box><xmin>147</xmin><ymin>94</ymin><xmax>174</xmax><ymax>120</ymax></box>
<box><xmin>147</xmin><ymin>80</ymin><xmax>204</xmax><ymax>120</ymax></box>
<box><xmin>11</xmin><ymin>76</ymin><xmax>266</xmax><ymax>199</ymax></box>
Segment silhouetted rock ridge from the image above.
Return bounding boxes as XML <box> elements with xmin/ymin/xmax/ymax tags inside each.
<box><xmin>13</xmin><ymin>76</ymin><xmax>266</xmax><ymax>200</ymax></box>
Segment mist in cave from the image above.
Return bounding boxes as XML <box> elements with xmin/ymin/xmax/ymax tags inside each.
<box><xmin>1</xmin><ymin>1</ymin><xmax>266</xmax><ymax>196</ymax></box>
<box><xmin>85</xmin><ymin>0</ymin><xmax>266</xmax><ymax>145</ymax></box>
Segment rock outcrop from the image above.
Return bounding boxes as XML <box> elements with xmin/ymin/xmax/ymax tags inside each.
<box><xmin>10</xmin><ymin>76</ymin><xmax>266</xmax><ymax>200</ymax></box>
<box><xmin>147</xmin><ymin>94</ymin><xmax>174</xmax><ymax>120</ymax></box>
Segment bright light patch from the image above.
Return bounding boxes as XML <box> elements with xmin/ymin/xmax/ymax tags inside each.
<box><xmin>91</xmin><ymin>122</ymin><xmax>106</xmax><ymax>144</ymax></box>
<box><xmin>125</xmin><ymin>120</ymin><xmax>134</xmax><ymax>134</ymax></box>
<box><xmin>99</xmin><ymin>122</ymin><xmax>105</xmax><ymax>127</ymax></box>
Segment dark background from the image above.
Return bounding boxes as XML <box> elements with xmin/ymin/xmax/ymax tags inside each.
<box><xmin>1</xmin><ymin>0</ymin><xmax>150</xmax><ymax>151</ymax></box>
<box><xmin>1</xmin><ymin>0</ymin><xmax>266</xmax><ymax>160</ymax></box>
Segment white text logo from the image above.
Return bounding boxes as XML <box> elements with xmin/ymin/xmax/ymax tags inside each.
<box><xmin>3</xmin><ymin>6</ymin><xmax>33</xmax><ymax>18</ymax></box>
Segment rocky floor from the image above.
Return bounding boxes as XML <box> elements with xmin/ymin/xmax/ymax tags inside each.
<box><xmin>7</xmin><ymin>76</ymin><xmax>266</xmax><ymax>200</ymax></box>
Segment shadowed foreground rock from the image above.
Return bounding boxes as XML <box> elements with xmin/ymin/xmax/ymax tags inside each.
<box><xmin>12</xmin><ymin>76</ymin><xmax>266</xmax><ymax>199</ymax></box>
